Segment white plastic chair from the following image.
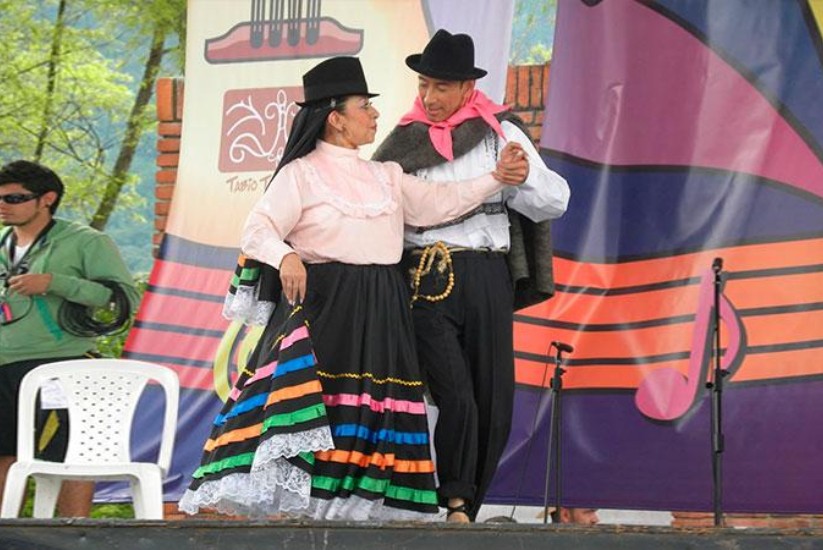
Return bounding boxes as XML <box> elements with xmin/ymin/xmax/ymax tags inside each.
<box><xmin>0</xmin><ymin>359</ymin><xmax>179</xmax><ymax>519</ymax></box>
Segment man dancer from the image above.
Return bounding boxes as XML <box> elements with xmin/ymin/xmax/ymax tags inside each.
<box><xmin>374</xmin><ymin>30</ymin><xmax>570</xmax><ymax>522</ymax></box>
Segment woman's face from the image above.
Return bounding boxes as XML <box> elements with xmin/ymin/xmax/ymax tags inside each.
<box><xmin>328</xmin><ymin>95</ymin><xmax>380</xmax><ymax>148</ymax></box>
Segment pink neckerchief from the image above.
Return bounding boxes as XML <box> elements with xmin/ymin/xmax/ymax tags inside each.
<box><xmin>398</xmin><ymin>90</ymin><xmax>509</xmax><ymax>161</ymax></box>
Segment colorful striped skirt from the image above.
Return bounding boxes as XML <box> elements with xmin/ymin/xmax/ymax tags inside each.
<box><xmin>179</xmin><ymin>263</ymin><xmax>439</xmax><ymax>520</ymax></box>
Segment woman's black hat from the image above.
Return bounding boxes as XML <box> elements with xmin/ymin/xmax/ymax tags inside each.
<box><xmin>298</xmin><ymin>56</ymin><xmax>379</xmax><ymax>107</ymax></box>
<box><xmin>405</xmin><ymin>29</ymin><xmax>487</xmax><ymax>81</ymax></box>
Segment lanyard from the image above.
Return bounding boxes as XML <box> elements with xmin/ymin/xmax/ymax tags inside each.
<box><xmin>0</xmin><ymin>220</ymin><xmax>56</xmax><ymax>326</ymax></box>
<box><xmin>2</xmin><ymin>219</ymin><xmax>56</xmax><ymax>274</ymax></box>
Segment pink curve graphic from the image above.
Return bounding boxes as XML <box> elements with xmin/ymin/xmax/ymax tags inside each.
<box><xmin>634</xmin><ymin>268</ymin><xmax>746</xmax><ymax>421</ymax></box>
<box><xmin>543</xmin><ymin>0</ymin><xmax>823</xmax><ymax>199</ymax></box>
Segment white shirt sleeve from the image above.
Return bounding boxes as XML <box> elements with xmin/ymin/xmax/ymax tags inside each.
<box><xmin>395</xmin><ymin>162</ymin><xmax>503</xmax><ymax>228</ymax></box>
<box><xmin>501</xmin><ymin>120</ymin><xmax>570</xmax><ymax>222</ymax></box>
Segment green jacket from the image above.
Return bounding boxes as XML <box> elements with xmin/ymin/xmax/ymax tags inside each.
<box><xmin>0</xmin><ymin>219</ymin><xmax>139</xmax><ymax>366</ymax></box>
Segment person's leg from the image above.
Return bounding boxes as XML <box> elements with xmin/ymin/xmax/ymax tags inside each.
<box><xmin>56</xmin><ymin>481</ymin><xmax>94</xmax><ymax>517</ymax></box>
<box><xmin>0</xmin><ymin>456</ymin><xmax>17</xmax><ymax>512</ymax></box>
<box><xmin>0</xmin><ymin>457</ymin><xmax>87</xmax><ymax>518</ymax></box>
<box><xmin>462</xmin><ymin>256</ymin><xmax>515</xmax><ymax>520</ymax></box>
<box><xmin>410</xmin><ymin>279</ymin><xmax>478</xmax><ymax>522</ymax></box>
<box><xmin>0</xmin><ymin>360</ymin><xmax>34</xmax><ymax>514</ymax></box>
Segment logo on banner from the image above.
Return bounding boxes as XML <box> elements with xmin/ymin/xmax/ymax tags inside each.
<box><xmin>219</xmin><ymin>87</ymin><xmax>302</xmax><ymax>174</ymax></box>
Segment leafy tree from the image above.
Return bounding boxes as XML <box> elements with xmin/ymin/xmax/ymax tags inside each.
<box><xmin>88</xmin><ymin>0</ymin><xmax>186</xmax><ymax>230</ymax></box>
<box><xmin>511</xmin><ymin>0</ymin><xmax>557</xmax><ymax>64</ymax></box>
<box><xmin>0</xmin><ymin>0</ymin><xmax>185</xmax><ymax>230</ymax></box>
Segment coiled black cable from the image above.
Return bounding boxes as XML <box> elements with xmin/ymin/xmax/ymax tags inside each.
<box><xmin>58</xmin><ymin>279</ymin><xmax>132</xmax><ymax>337</ymax></box>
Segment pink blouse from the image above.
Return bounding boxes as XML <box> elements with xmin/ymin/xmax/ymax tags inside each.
<box><xmin>241</xmin><ymin>140</ymin><xmax>503</xmax><ymax>268</ymax></box>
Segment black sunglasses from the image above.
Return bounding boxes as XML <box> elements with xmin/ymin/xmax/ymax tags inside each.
<box><xmin>0</xmin><ymin>193</ymin><xmax>43</xmax><ymax>205</ymax></box>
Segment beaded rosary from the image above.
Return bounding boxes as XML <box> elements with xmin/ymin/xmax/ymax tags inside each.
<box><xmin>410</xmin><ymin>241</ymin><xmax>455</xmax><ymax>306</ymax></box>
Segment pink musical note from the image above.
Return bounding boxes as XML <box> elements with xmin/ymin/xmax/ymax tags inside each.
<box><xmin>635</xmin><ymin>268</ymin><xmax>746</xmax><ymax>421</ymax></box>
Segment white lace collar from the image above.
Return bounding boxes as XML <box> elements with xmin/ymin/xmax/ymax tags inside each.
<box><xmin>297</xmin><ymin>141</ymin><xmax>398</xmax><ymax>218</ymax></box>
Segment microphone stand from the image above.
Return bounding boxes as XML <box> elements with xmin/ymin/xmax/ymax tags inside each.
<box><xmin>543</xmin><ymin>341</ymin><xmax>572</xmax><ymax>523</ymax></box>
<box><xmin>706</xmin><ymin>258</ymin><xmax>725</xmax><ymax>527</ymax></box>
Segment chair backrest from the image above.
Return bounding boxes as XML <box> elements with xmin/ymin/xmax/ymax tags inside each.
<box><xmin>17</xmin><ymin>359</ymin><xmax>179</xmax><ymax>474</ymax></box>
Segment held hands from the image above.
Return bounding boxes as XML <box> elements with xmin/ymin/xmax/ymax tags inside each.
<box><xmin>279</xmin><ymin>253</ymin><xmax>307</xmax><ymax>305</ymax></box>
<box><xmin>493</xmin><ymin>142</ymin><xmax>530</xmax><ymax>186</ymax></box>
<box><xmin>6</xmin><ymin>273</ymin><xmax>52</xmax><ymax>296</ymax></box>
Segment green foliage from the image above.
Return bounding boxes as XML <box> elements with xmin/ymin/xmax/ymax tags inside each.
<box><xmin>91</xmin><ymin>503</ymin><xmax>135</xmax><ymax>519</ymax></box>
<box><xmin>1</xmin><ymin>2</ymin><xmax>135</xmax><ymax>209</ymax></box>
<box><xmin>511</xmin><ymin>0</ymin><xmax>557</xmax><ymax>64</ymax></box>
<box><xmin>523</xmin><ymin>43</ymin><xmax>554</xmax><ymax>65</ymax></box>
<box><xmin>0</xmin><ymin>0</ymin><xmax>185</xmax><ymax>272</ymax></box>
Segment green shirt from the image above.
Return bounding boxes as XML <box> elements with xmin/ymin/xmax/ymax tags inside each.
<box><xmin>0</xmin><ymin>219</ymin><xmax>139</xmax><ymax>366</ymax></box>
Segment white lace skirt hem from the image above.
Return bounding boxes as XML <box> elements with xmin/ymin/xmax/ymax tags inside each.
<box><xmin>178</xmin><ymin>453</ymin><xmax>436</xmax><ymax>522</ymax></box>
<box><xmin>179</xmin><ymin>425</ymin><xmax>334</xmax><ymax>516</ymax></box>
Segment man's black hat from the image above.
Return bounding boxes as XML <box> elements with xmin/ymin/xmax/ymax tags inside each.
<box><xmin>405</xmin><ymin>29</ymin><xmax>487</xmax><ymax>81</ymax></box>
<box><xmin>298</xmin><ymin>56</ymin><xmax>379</xmax><ymax>107</ymax></box>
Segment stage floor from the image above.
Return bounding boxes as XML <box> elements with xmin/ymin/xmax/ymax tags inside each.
<box><xmin>2</xmin><ymin>519</ymin><xmax>823</xmax><ymax>550</ymax></box>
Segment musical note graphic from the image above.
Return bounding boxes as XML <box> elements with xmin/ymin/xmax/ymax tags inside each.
<box><xmin>634</xmin><ymin>268</ymin><xmax>747</xmax><ymax>421</ymax></box>
<box><xmin>205</xmin><ymin>0</ymin><xmax>363</xmax><ymax>64</ymax></box>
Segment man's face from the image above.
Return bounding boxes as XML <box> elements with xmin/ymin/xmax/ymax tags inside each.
<box><xmin>417</xmin><ymin>75</ymin><xmax>475</xmax><ymax>122</ymax></box>
<box><xmin>563</xmin><ymin>508</ymin><xmax>600</xmax><ymax>526</ymax></box>
<box><xmin>0</xmin><ymin>183</ymin><xmax>51</xmax><ymax>227</ymax></box>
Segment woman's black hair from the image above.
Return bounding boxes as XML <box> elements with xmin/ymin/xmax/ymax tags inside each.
<box><xmin>266</xmin><ymin>97</ymin><xmax>347</xmax><ymax>188</ymax></box>
<box><xmin>255</xmin><ymin>96</ymin><xmax>348</xmax><ymax>303</ymax></box>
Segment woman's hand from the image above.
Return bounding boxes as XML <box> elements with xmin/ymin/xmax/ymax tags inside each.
<box><xmin>493</xmin><ymin>142</ymin><xmax>529</xmax><ymax>186</ymax></box>
<box><xmin>279</xmin><ymin>253</ymin><xmax>307</xmax><ymax>305</ymax></box>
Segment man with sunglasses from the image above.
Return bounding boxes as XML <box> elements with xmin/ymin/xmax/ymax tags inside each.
<box><xmin>0</xmin><ymin>160</ymin><xmax>139</xmax><ymax>517</ymax></box>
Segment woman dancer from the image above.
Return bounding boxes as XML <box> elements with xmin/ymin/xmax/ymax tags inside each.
<box><xmin>179</xmin><ymin>56</ymin><xmax>527</xmax><ymax>521</ymax></box>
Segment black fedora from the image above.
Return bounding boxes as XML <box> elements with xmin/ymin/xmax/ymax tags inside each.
<box><xmin>405</xmin><ymin>29</ymin><xmax>487</xmax><ymax>81</ymax></box>
<box><xmin>298</xmin><ymin>56</ymin><xmax>379</xmax><ymax>107</ymax></box>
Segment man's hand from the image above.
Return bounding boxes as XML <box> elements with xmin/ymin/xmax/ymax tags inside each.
<box><xmin>493</xmin><ymin>142</ymin><xmax>530</xmax><ymax>186</ymax></box>
<box><xmin>279</xmin><ymin>253</ymin><xmax>307</xmax><ymax>305</ymax></box>
<box><xmin>6</xmin><ymin>273</ymin><xmax>52</xmax><ymax>296</ymax></box>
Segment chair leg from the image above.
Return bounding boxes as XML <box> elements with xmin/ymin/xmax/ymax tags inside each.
<box><xmin>32</xmin><ymin>476</ymin><xmax>62</xmax><ymax>518</ymax></box>
<box><xmin>129</xmin><ymin>479</ymin><xmax>145</xmax><ymax>519</ymax></box>
<box><xmin>132</xmin><ymin>470</ymin><xmax>163</xmax><ymax>520</ymax></box>
<box><xmin>0</xmin><ymin>465</ymin><xmax>28</xmax><ymax>518</ymax></box>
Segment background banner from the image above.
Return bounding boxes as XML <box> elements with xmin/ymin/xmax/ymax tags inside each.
<box><xmin>105</xmin><ymin>0</ymin><xmax>515</xmax><ymax>501</ymax></box>
<box><xmin>488</xmin><ymin>0</ymin><xmax>823</xmax><ymax>513</ymax></box>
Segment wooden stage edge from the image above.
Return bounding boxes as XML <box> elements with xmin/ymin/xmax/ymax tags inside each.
<box><xmin>3</xmin><ymin>519</ymin><xmax>823</xmax><ymax>549</ymax></box>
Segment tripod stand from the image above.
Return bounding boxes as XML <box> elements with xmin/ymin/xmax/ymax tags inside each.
<box><xmin>542</xmin><ymin>341</ymin><xmax>573</xmax><ymax>523</ymax></box>
<box><xmin>707</xmin><ymin>257</ymin><xmax>727</xmax><ymax>527</ymax></box>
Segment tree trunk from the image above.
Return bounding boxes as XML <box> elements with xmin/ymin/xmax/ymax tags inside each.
<box><xmin>89</xmin><ymin>24</ymin><xmax>167</xmax><ymax>230</ymax></box>
<box><xmin>33</xmin><ymin>0</ymin><xmax>67</xmax><ymax>162</ymax></box>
